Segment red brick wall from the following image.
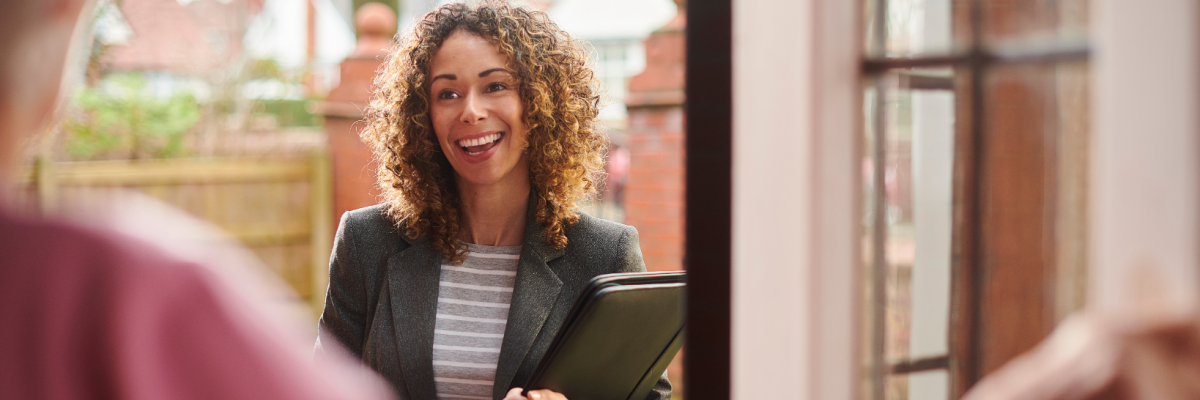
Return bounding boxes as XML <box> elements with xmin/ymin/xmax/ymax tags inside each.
<box><xmin>321</xmin><ymin>4</ymin><xmax>394</xmax><ymax>224</ymax></box>
<box><xmin>622</xmin><ymin>10</ymin><xmax>686</xmax><ymax>274</ymax></box>
<box><xmin>624</xmin><ymin>107</ymin><xmax>685</xmax><ymax>272</ymax></box>
<box><xmin>326</xmin><ymin>114</ymin><xmax>380</xmax><ymax>220</ymax></box>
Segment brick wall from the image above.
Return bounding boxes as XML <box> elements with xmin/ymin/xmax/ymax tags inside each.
<box><xmin>623</xmin><ymin>9</ymin><xmax>686</xmax><ymax>273</ymax></box>
<box><xmin>318</xmin><ymin>4</ymin><xmax>393</xmax><ymax>224</ymax></box>
<box><xmin>624</xmin><ymin>107</ymin><xmax>685</xmax><ymax>272</ymax></box>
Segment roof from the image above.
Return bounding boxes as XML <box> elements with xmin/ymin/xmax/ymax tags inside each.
<box><xmin>104</xmin><ymin>0</ymin><xmax>263</xmax><ymax>74</ymax></box>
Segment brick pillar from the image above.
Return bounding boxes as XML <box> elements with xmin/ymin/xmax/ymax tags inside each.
<box><xmin>318</xmin><ymin>3</ymin><xmax>394</xmax><ymax>222</ymax></box>
<box><xmin>623</xmin><ymin>2</ymin><xmax>686</xmax><ymax>396</ymax></box>
<box><xmin>624</xmin><ymin>2</ymin><xmax>686</xmax><ymax>273</ymax></box>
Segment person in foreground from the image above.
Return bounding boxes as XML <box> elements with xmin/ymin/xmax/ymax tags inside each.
<box><xmin>0</xmin><ymin>1</ymin><xmax>392</xmax><ymax>399</ymax></box>
<box><xmin>963</xmin><ymin>284</ymin><xmax>1200</xmax><ymax>399</ymax></box>
<box><xmin>314</xmin><ymin>2</ymin><xmax>671</xmax><ymax>399</ymax></box>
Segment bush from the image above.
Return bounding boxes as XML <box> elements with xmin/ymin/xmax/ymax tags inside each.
<box><xmin>63</xmin><ymin>74</ymin><xmax>201</xmax><ymax>160</ymax></box>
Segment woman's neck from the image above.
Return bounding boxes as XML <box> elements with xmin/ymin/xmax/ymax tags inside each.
<box><xmin>456</xmin><ymin>176</ymin><xmax>530</xmax><ymax>246</ymax></box>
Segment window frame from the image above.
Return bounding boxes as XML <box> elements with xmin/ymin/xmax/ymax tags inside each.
<box><xmin>860</xmin><ymin>0</ymin><xmax>1090</xmax><ymax>398</ymax></box>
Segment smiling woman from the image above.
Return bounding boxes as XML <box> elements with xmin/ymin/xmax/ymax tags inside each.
<box><xmin>362</xmin><ymin>1</ymin><xmax>607</xmax><ymax>263</ymax></box>
<box><xmin>427</xmin><ymin>31</ymin><xmax>530</xmax><ymax>198</ymax></box>
<box><xmin>316</xmin><ymin>2</ymin><xmax>670</xmax><ymax>400</ymax></box>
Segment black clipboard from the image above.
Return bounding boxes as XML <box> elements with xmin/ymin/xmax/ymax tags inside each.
<box><xmin>522</xmin><ymin>271</ymin><xmax>686</xmax><ymax>400</ymax></box>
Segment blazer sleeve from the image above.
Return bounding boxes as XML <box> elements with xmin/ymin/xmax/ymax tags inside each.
<box><xmin>316</xmin><ymin>212</ymin><xmax>369</xmax><ymax>358</ymax></box>
<box><xmin>618</xmin><ymin>226</ymin><xmax>674</xmax><ymax>400</ymax></box>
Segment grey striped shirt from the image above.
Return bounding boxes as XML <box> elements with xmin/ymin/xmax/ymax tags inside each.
<box><xmin>432</xmin><ymin>243</ymin><xmax>521</xmax><ymax>400</ymax></box>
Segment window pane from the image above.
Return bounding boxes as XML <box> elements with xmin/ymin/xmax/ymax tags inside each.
<box><xmin>908</xmin><ymin>369</ymin><xmax>950</xmax><ymax>400</ymax></box>
<box><xmin>863</xmin><ymin>68</ymin><xmax>956</xmax><ymax>400</ymax></box>
<box><xmin>865</xmin><ymin>0</ymin><xmax>957</xmax><ymax>58</ymax></box>
<box><xmin>983</xmin><ymin>0</ymin><xmax>1089</xmax><ymax>49</ymax></box>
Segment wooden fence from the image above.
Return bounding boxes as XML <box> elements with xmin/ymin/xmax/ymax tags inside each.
<box><xmin>18</xmin><ymin>153</ymin><xmax>334</xmax><ymax>316</ymax></box>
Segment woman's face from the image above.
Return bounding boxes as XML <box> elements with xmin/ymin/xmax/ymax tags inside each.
<box><xmin>428</xmin><ymin>30</ymin><xmax>530</xmax><ymax>190</ymax></box>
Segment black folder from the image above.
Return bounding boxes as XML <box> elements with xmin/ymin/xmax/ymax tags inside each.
<box><xmin>523</xmin><ymin>271</ymin><xmax>686</xmax><ymax>400</ymax></box>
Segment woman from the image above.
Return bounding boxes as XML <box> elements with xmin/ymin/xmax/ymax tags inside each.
<box><xmin>315</xmin><ymin>2</ymin><xmax>672</xmax><ymax>400</ymax></box>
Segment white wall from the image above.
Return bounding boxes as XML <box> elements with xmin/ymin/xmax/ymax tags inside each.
<box><xmin>731</xmin><ymin>0</ymin><xmax>859</xmax><ymax>398</ymax></box>
<box><xmin>1091</xmin><ymin>0</ymin><xmax>1200</xmax><ymax>321</ymax></box>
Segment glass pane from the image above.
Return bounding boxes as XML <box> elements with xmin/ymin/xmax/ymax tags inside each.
<box><xmin>908</xmin><ymin>369</ymin><xmax>950</xmax><ymax>400</ymax></box>
<box><xmin>862</xmin><ymin>68</ymin><xmax>956</xmax><ymax>400</ymax></box>
<box><xmin>865</xmin><ymin>0</ymin><xmax>957</xmax><ymax>58</ymax></box>
<box><xmin>877</xmin><ymin>363</ymin><xmax>952</xmax><ymax>400</ymax></box>
<box><xmin>906</xmin><ymin>71</ymin><xmax>954</xmax><ymax>361</ymax></box>
<box><xmin>975</xmin><ymin>61</ymin><xmax>1090</xmax><ymax>372</ymax></box>
<box><xmin>983</xmin><ymin>0</ymin><xmax>1089</xmax><ymax>49</ymax></box>
<box><xmin>862</xmin><ymin>81</ymin><xmax>882</xmax><ymax>400</ymax></box>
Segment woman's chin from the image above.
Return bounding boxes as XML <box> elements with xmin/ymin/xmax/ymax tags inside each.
<box><xmin>454</xmin><ymin>167</ymin><xmax>530</xmax><ymax>192</ymax></box>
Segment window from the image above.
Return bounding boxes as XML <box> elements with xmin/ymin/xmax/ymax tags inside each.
<box><xmin>860</xmin><ymin>0</ymin><xmax>1090</xmax><ymax>398</ymax></box>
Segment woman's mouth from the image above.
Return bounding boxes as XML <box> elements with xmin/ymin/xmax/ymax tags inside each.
<box><xmin>457</xmin><ymin>132</ymin><xmax>503</xmax><ymax>156</ymax></box>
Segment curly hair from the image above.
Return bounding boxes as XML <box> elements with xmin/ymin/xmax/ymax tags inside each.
<box><xmin>361</xmin><ymin>0</ymin><xmax>606</xmax><ymax>263</ymax></box>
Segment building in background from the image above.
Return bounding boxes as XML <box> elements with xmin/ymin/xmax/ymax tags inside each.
<box><xmin>95</xmin><ymin>0</ymin><xmax>263</xmax><ymax>96</ymax></box>
<box><xmin>243</xmin><ymin>0</ymin><xmax>356</xmax><ymax>98</ymax></box>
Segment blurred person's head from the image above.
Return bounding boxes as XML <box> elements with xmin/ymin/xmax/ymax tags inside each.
<box><xmin>362</xmin><ymin>0</ymin><xmax>606</xmax><ymax>261</ymax></box>
<box><xmin>0</xmin><ymin>0</ymin><xmax>89</xmax><ymax>180</ymax></box>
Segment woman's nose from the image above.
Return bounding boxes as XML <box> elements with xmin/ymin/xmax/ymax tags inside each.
<box><xmin>460</xmin><ymin>93</ymin><xmax>486</xmax><ymax>124</ymax></box>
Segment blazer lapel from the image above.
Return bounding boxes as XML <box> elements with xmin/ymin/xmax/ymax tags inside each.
<box><xmin>388</xmin><ymin>235</ymin><xmax>442</xmax><ymax>400</ymax></box>
<box><xmin>492</xmin><ymin>201</ymin><xmax>566</xmax><ymax>399</ymax></box>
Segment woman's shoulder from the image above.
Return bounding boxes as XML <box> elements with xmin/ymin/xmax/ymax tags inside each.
<box><xmin>342</xmin><ymin>204</ymin><xmax>394</xmax><ymax>229</ymax></box>
<box><xmin>560</xmin><ymin>213</ymin><xmax>644</xmax><ymax>273</ymax></box>
<box><xmin>564</xmin><ymin>212</ymin><xmax>639</xmax><ymax>246</ymax></box>
<box><xmin>338</xmin><ymin>204</ymin><xmax>408</xmax><ymax>251</ymax></box>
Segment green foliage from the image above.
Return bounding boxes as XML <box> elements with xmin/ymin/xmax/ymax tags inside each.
<box><xmin>245</xmin><ymin>58</ymin><xmax>283</xmax><ymax>81</ymax></box>
<box><xmin>257</xmin><ymin>99</ymin><xmax>320</xmax><ymax>127</ymax></box>
<box><xmin>63</xmin><ymin>74</ymin><xmax>201</xmax><ymax>160</ymax></box>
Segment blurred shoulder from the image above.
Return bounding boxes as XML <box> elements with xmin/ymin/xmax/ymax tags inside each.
<box><xmin>0</xmin><ymin>211</ymin><xmax>188</xmax><ymax>279</ymax></box>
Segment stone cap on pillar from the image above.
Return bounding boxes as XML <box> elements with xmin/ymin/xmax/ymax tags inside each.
<box><xmin>625</xmin><ymin>0</ymin><xmax>686</xmax><ymax>108</ymax></box>
<box><xmin>315</xmin><ymin>3</ymin><xmax>397</xmax><ymax>118</ymax></box>
<box><xmin>353</xmin><ymin>2</ymin><xmax>396</xmax><ymax>58</ymax></box>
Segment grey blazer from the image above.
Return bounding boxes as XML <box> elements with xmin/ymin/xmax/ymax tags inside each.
<box><xmin>316</xmin><ymin>203</ymin><xmax>672</xmax><ymax>400</ymax></box>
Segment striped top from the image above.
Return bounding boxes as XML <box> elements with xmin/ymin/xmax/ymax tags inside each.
<box><xmin>432</xmin><ymin>243</ymin><xmax>521</xmax><ymax>400</ymax></box>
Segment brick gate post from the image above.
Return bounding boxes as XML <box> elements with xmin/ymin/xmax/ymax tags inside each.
<box><xmin>318</xmin><ymin>3</ymin><xmax>394</xmax><ymax>225</ymax></box>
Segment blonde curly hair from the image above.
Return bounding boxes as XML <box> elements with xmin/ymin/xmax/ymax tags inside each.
<box><xmin>361</xmin><ymin>0</ymin><xmax>606</xmax><ymax>262</ymax></box>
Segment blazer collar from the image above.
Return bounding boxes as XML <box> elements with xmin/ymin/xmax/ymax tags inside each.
<box><xmin>391</xmin><ymin>196</ymin><xmax>566</xmax><ymax>400</ymax></box>
<box><xmin>493</xmin><ymin>197</ymin><xmax>565</xmax><ymax>398</ymax></box>
<box><xmin>387</xmin><ymin>235</ymin><xmax>441</xmax><ymax>400</ymax></box>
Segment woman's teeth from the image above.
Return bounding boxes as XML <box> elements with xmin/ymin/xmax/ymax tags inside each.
<box><xmin>459</xmin><ymin>133</ymin><xmax>501</xmax><ymax>147</ymax></box>
<box><xmin>458</xmin><ymin>133</ymin><xmax>502</xmax><ymax>155</ymax></box>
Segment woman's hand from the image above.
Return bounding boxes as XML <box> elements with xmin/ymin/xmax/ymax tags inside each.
<box><xmin>503</xmin><ymin>387</ymin><xmax>568</xmax><ymax>400</ymax></box>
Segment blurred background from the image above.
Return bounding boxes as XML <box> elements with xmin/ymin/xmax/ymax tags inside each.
<box><xmin>21</xmin><ymin>0</ymin><xmax>1198</xmax><ymax>399</ymax></box>
<box><xmin>14</xmin><ymin>0</ymin><xmax>684</xmax><ymax>313</ymax></box>
<box><xmin>10</xmin><ymin>0</ymin><xmax>688</xmax><ymax>397</ymax></box>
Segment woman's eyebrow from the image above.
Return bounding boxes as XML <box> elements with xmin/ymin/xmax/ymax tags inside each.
<box><xmin>431</xmin><ymin>73</ymin><xmax>456</xmax><ymax>83</ymax></box>
<box><xmin>478</xmin><ymin>68</ymin><xmax>510</xmax><ymax>77</ymax></box>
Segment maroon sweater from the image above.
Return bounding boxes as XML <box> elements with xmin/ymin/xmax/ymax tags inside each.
<box><xmin>0</xmin><ymin>210</ymin><xmax>390</xmax><ymax>400</ymax></box>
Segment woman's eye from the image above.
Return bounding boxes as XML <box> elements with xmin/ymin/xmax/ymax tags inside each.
<box><xmin>437</xmin><ymin>90</ymin><xmax>459</xmax><ymax>100</ymax></box>
<box><xmin>485</xmin><ymin>82</ymin><xmax>508</xmax><ymax>93</ymax></box>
